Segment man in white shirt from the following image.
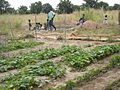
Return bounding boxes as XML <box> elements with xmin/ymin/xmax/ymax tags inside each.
<box><xmin>48</xmin><ymin>10</ymin><xmax>56</xmax><ymax>31</ymax></box>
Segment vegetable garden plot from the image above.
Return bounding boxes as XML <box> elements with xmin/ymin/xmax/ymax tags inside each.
<box><xmin>0</xmin><ymin>54</ymin><xmax>5</xmax><ymax>60</ymax></box>
<box><xmin>63</xmin><ymin>44</ymin><xmax>120</xmax><ymax>70</ymax></box>
<box><xmin>0</xmin><ymin>45</ymin><xmax>81</xmax><ymax>72</ymax></box>
<box><xmin>34</xmin><ymin>45</ymin><xmax>120</xmax><ymax>90</ymax></box>
<box><xmin>0</xmin><ymin>61</ymin><xmax>65</xmax><ymax>90</ymax></box>
<box><xmin>106</xmin><ymin>54</ymin><xmax>120</xmax><ymax>90</ymax></box>
<box><xmin>49</xmin><ymin>54</ymin><xmax>120</xmax><ymax>90</ymax></box>
<box><xmin>0</xmin><ymin>40</ymin><xmax>44</xmax><ymax>52</ymax></box>
<box><xmin>0</xmin><ymin>44</ymin><xmax>120</xmax><ymax>90</ymax></box>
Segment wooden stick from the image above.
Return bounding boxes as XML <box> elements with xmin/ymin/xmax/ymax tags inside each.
<box><xmin>35</xmin><ymin>14</ymin><xmax>37</xmax><ymax>40</ymax></box>
<box><xmin>119</xmin><ymin>11</ymin><xmax>120</xmax><ymax>25</ymax></box>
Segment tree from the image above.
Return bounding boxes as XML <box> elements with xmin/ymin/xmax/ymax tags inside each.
<box><xmin>0</xmin><ymin>0</ymin><xmax>10</xmax><ymax>14</ymax></box>
<box><xmin>73</xmin><ymin>5</ymin><xmax>81</xmax><ymax>11</ymax></box>
<box><xmin>83</xmin><ymin>0</ymin><xmax>98</xmax><ymax>8</ymax></box>
<box><xmin>83</xmin><ymin>0</ymin><xmax>109</xmax><ymax>10</ymax></box>
<box><xmin>98</xmin><ymin>1</ymin><xmax>109</xmax><ymax>10</ymax></box>
<box><xmin>112</xmin><ymin>4</ymin><xmax>120</xmax><ymax>10</ymax></box>
<box><xmin>42</xmin><ymin>3</ymin><xmax>53</xmax><ymax>13</ymax></box>
<box><xmin>30</xmin><ymin>1</ymin><xmax>42</xmax><ymax>14</ymax></box>
<box><xmin>57</xmin><ymin>0</ymin><xmax>74</xmax><ymax>14</ymax></box>
<box><xmin>6</xmin><ymin>7</ymin><xmax>16</xmax><ymax>14</ymax></box>
<box><xmin>18</xmin><ymin>6</ymin><xmax>28</xmax><ymax>14</ymax></box>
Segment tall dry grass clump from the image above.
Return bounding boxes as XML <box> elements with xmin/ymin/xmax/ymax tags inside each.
<box><xmin>73</xmin><ymin>9</ymin><xmax>118</xmax><ymax>24</ymax></box>
<box><xmin>0</xmin><ymin>9</ymin><xmax>119</xmax><ymax>35</ymax></box>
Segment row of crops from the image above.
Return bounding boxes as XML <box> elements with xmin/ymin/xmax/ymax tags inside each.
<box><xmin>49</xmin><ymin>54</ymin><xmax>120</xmax><ymax>90</ymax></box>
<box><xmin>0</xmin><ymin>44</ymin><xmax>120</xmax><ymax>90</ymax></box>
<box><xmin>0</xmin><ymin>40</ymin><xmax>44</xmax><ymax>52</ymax></box>
<box><xmin>0</xmin><ymin>45</ymin><xmax>79</xmax><ymax>72</ymax></box>
<box><xmin>0</xmin><ymin>61</ymin><xmax>65</xmax><ymax>90</ymax></box>
<box><xmin>63</xmin><ymin>44</ymin><xmax>120</xmax><ymax>69</ymax></box>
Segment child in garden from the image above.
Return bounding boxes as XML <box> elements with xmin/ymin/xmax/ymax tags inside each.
<box><xmin>28</xmin><ymin>19</ymin><xmax>32</xmax><ymax>30</ymax></box>
<box><xmin>79</xmin><ymin>14</ymin><xmax>85</xmax><ymax>26</ymax></box>
<box><xmin>103</xmin><ymin>15</ymin><xmax>108</xmax><ymax>25</ymax></box>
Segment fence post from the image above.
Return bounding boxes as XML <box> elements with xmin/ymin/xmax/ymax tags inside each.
<box><xmin>119</xmin><ymin>11</ymin><xmax>120</xmax><ymax>25</ymax></box>
<box><xmin>34</xmin><ymin>8</ymin><xmax>38</xmax><ymax>40</ymax></box>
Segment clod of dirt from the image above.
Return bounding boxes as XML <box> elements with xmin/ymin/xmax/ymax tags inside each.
<box><xmin>24</xmin><ymin>34</ymin><xmax>35</xmax><ymax>38</ymax></box>
<box><xmin>57</xmin><ymin>35</ymin><xmax>64</xmax><ymax>40</ymax></box>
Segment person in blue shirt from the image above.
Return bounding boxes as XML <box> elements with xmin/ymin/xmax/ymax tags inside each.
<box><xmin>47</xmin><ymin>10</ymin><xmax>56</xmax><ymax>31</ymax></box>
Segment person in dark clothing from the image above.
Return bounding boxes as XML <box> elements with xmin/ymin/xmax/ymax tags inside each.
<box><xmin>79</xmin><ymin>14</ymin><xmax>85</xmax><ymax>25</ymax></box>
<box><xmin>49</xmin><ymin>18</ymin><xmax>56</xmax><ymax>30</ymax></box>
<box><xmin>35</xmin><ymin>23</ymin><xmax>42</xmax><ymax>30</ymax></box>
<box><xmin>44</xmin><ymin>23</ymin><xmax>47</xmax><ymax>30</ymax></box>
<box><xmin>28</xmin><ymin>19</ymin><xmax>32</xmax><ymax>30</ymax></box>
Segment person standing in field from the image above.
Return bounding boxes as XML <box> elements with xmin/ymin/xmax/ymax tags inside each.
<box><xmin>47</xmin><ymin>10</ymin><xmax>56</xmax><ymax>31</ymax></box>
<box><xmin>103</xmin><ymin>15</ymin><xmax>108</xmax><ymax>25</ymax></box>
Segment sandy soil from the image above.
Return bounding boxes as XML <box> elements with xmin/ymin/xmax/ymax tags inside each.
<box><xmin>73</xmin><ymin>68</ymin><xmax>120</xmax><ymax>90</ymax></box>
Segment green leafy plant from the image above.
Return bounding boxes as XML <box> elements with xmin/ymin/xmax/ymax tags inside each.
<box><xmin>110</xmin><ymin>55</ymin><xmax>120</xmax><ymax>67</ymax></box>
<box><xmin>65</xmin><ymin>80</ymin><xmax>76</xmax><ymax>90</ymax></box>
<box><xmin>0</xmin><ymin>45</ymin><xmax>80</xmax><ymax>72</ymax></box>
<box><xmin>63</xmin><ymin>44</ymin><xmax>120</xmax><ymax>69</ymax></box>
<box><xmin>1</xmin><ymin>75</ymin><xmax>46</xmax><ymax>90</ymax></box>
<box><xmin>0</xmin><ymin>40</ymin><xmax>44</xmax><ymax>52</ymax></box>
<box><xmin>1</xmin><ymin>62</ymin><xmax>65</xmax><ymax>90</ymax></box>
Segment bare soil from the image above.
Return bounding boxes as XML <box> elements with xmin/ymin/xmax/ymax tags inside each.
<box><xmin>73</xmin><ymin>68</ymin><xmax>120</xmax><ymax>90</ymax></box>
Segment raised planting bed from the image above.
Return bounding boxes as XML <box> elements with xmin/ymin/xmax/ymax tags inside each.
<box><xmin>49</xmin><ymin>54</ymin><xmax>120</xmax><ymax>90</ymax></box>
<box><xmin>0</xmin><ymin>61</ymin><xmax>65</xmax><ymax>90</ymax></box>
<box><xmin>0</xmin><ymin>40</ymin><xmax>44</xmax><ymax>52</ymax></box>
<box><xmin>63</xmin><ymin>44</ymin><xmax>120</xmax><ymax>70</ymax></box>
<box><xmin>0</xmin><ymin>45</ymin><xmax>81</xmax><ymax>72</ymax></box>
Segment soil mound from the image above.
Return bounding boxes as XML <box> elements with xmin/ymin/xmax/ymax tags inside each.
<box><xmin>83</xmin><ymin>20</ymin><xmax>103</xmax><ymax>29</ymax></box>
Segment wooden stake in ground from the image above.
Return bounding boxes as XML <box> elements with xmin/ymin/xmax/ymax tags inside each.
<box><xmin>63</xmin><ymin>10</ymin><xmax>67</xmax><ymax>43</ymax></box>
<box><xmin>35</xmin><ymin>14</ymin><xmax>38</xmax><ymax>40</ymax></box>
<box><xmin>119</xmin><ymin>11</ymin><xmax>120</xmax><ymax>25</ymax></box>
<box><xmin>9</xmin><ymin>21</ymin><xmax>14</xmax><ymax>40</ymax></box>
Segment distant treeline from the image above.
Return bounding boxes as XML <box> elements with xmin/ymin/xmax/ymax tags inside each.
<box><xmin>0</xmin><ymin>0</ymin><xmax>120</xmax><ymax>14</ymax></box>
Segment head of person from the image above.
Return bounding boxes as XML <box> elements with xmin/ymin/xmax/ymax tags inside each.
<box><xmin>48</xmin><ymin>8</ymin><xmax>53</xmax><ymax>13</ymax></box>
<box><xmin>48</xmin><ymin>10</ymin><xmax>50</xmax><ymax>13</ymax></box>
<box><xmin>105</xmin><ymin>15</ymin><xmax>107</xmax><ymax>17</ymax></box>
<box><xmin>28</xmin><ymin>19</ymin><xmax>31</xmax><ymax>22</ymax></box>
<box><xmin>83</xmin><ymin>14</ymin><xmax>85</xmax><ymax>17</ymax></box>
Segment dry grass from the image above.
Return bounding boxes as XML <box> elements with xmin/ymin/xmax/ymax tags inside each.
<box><xmin>0</xmin><ymin>9</ymin><xmax>119</xmax><ymax>37</ymax></box>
